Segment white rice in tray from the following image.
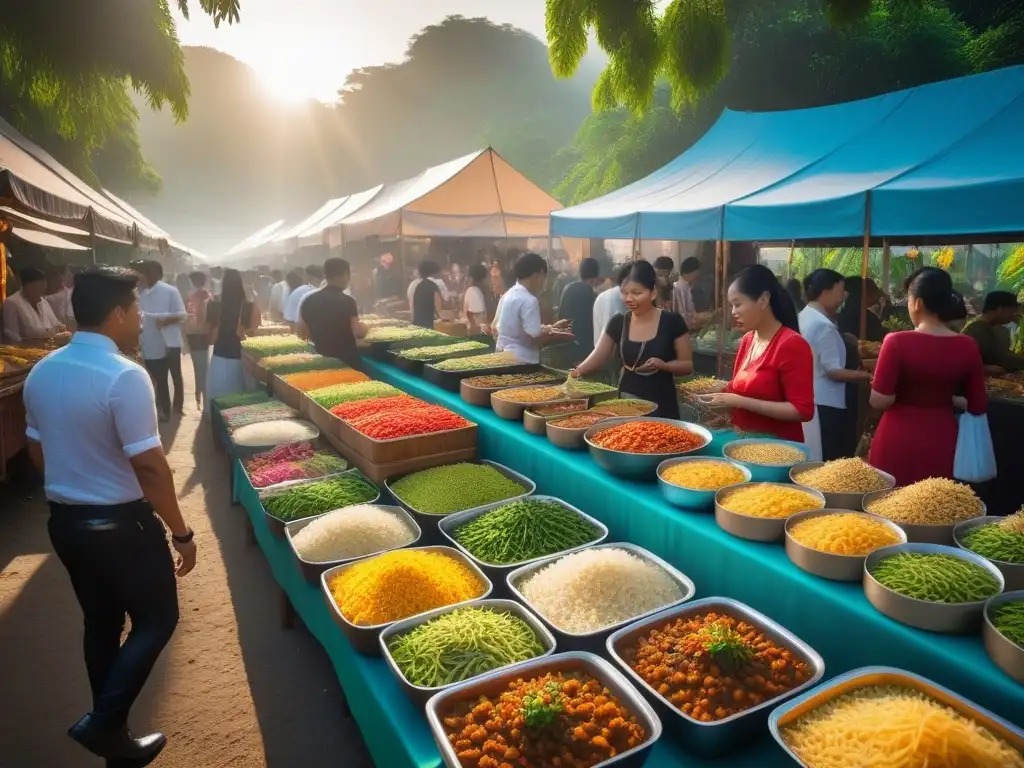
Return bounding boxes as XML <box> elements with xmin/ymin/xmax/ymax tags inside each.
<box><xmin>519</xmin><ymin>547</ymin><xmax>683</xmax><ymax>634</ymax></box>
<box><xmin>290</xmin><ymin>505</ymin><xmax>416</xmax><ymax>562</ymax></box>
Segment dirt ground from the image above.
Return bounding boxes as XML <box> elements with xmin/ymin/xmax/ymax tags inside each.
<box><xmin>0</xmin><ymin>363</ymin><xmax>374</xmax><ymax>768</ymax></box>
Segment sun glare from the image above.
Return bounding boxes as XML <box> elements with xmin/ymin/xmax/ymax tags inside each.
<box><xmin>256</xmin><ymin>62</ymin><xmax>313</xmax><ymax>104</ymax></box>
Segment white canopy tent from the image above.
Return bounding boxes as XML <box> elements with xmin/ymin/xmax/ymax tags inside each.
<box><xmin>298</xmin><ymin>185</ymin><xmax>384</xmax><ymax>249</ymax></box>
<box><xmin>261</xmin><ymin>197</ymin><xmax>348</xmax><ymax>257</ymax></box>
<box><xmin>223</xmin><ymin>219</ymin><xmax>286</xmax><ymax>260</ymax></box>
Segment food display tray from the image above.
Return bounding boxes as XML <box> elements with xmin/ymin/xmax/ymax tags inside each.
<box><xmin>258</xmin><ymin>469</ymin><xmax>381</xmax><ymax>539</ymax></box>
<box><xmin>387</xmin><ymin>345</ymin><xmax>488</xmax><ymax>374</ymax></box>
<box><xmin>423</xmin><ymin>361</ymin><xmax>542</xmax><ymax>393</ymax></box>
<box><xmin>459</xmin><ymin>367</ymin><xmax>561</xmax><ymax>407</ymax></box>
<box><xmin>271</xmin><ymin>374</ymin><xmax>305</xmax><ymax>412</ymax></box>
<box><xmin>321</xmin><ymin>430</ymin><xmax>477</xmax><ymax>489</ymax></box>
<box><xmin>333</xmin><ymin>416</ymin><xmax>478</xmax><ymax>465</ymax></box>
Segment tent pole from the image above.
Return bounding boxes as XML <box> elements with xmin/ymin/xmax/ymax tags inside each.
<box><xmin>88</xmin><ymin>211</ymin><xmax>98</xmax><ymax>265</ymax></box>
<box><xmin>881</xmin><ymin>238</ymin><xmax>891</xmax><ymax>294</ymax></box>
<box><xmin>717</xmin><ymin>241</ymin><xmax>731</xmax><ymax>379</ymax></box>
<box><xmin>858</xmin><ymin>191</ymin><xmax>872</xmax><ymax>340</ymax></box>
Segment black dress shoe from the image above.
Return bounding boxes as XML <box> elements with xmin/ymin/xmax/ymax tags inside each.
<box><xmin>68</xmin><ymin>714</ymin><xmax>166</xmax><ymax>762</ymax></box>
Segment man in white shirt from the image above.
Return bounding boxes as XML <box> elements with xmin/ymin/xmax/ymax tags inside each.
<box><xmin>493</xmin><ymin>252</ymin><xmax>568</xmax><ymax>364</ymax></box>
<box><xmin>137</xmin><ymin>261</ymin><xmax>188</xmax><ymax>420</ymax></box>
<box><xmin>3</xmin><ymin>267</ymin><xmax>66</xmax><ymax>342</ymax></box>
<box><xmin>24</xmin><ymin>266</ymin><xmax>195</xmax><ymax>764</ymax></box>
<box><xmin>45</xmin><ymin>264</ymin><xmax>76</xmax><ymax>330</ymax></box>
<box><xmin>267</xmin><ymin>269</ymin><xmax>287</xmax><ymax>320</ymax></box>
<box><xmin>283</xmin><ymin>265</ymin><xmax>321</xmax><ymax>329</ymax></box>
<box><xmin>591</xmin><ymin>263</ymin><xmax>631</xmax><ymax>384</ymax></box>
<box><xmin>407</xmin><ymin>264</ymin><xmax>450</xmax><ymax>311</ymax></box>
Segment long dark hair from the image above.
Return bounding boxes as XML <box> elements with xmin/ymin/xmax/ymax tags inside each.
<box><xmin>907</xmin><ymin>267</ymin><xmax>961</xmax><ymax>322</ymax></box>
<box><xmin>220</xmin><ymin>268</ymin><xmax>245</xmax><ymax>332</ymax></box>
<box><xmin>625</xmin><ymin>259</ymin><xmax>657</xmax><ymax>291</ymax></box>
<box><xmin>732</xmin><ymin>264</ymin><xmax>800</xmax><ymax>332</ymax></box>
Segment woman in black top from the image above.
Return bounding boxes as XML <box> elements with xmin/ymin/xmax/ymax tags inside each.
<box><xmin>569</xmin><ymin>261</ymin><xmax>693</xmax><ymax>418</ymax></box>
<box><xmin>205</xmin><ymin>268</ymin><xmax>260</xmax><ymax>409</ymax></box>
<box><xmin>412</xmin><ymin>261</ymin><xmax>443</xmax><ymax>329</ymax></box>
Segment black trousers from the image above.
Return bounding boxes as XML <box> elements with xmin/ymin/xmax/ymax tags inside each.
<box><xmin>819</xmin><ymin>404</ymin><xmax>855</xmax><ymax>461</ymax></box>
<box><xmin>48</xmin><ymin>501</ymin><xmax>179</xmax><ymax>729</ymax></box>
<box><xmin>145</xmin><ymin>348</ymin><xmax>184</xmax><ymax>415</ymax></box>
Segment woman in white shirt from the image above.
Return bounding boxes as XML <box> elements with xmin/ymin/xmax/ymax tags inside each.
<box><xmin>798</xmin><ymin>269</ymin><xmax>872</xmax><ymax>461</ymax></box>
<box><xmin>3</xmin><ymin>267</ymin><xmax>65</xmax><ymax>343</ymax></box>
<box><xmin>462</xmin><ymin>263</ymin><xmax>490</xmax><ymax>336</ymax></box>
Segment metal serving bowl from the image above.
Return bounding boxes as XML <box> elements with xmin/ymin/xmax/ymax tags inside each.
<box><xmin>862</xmin><ymin>489</ymin><xmax>987</xmax><ymax>545</ymax></box>
<box><xmin>606</xmin><ymin>597</ymin><xmax>824</xmax><ymax>758</ymax></box>
<box><xmin>547</xmin><ymin>412</ymin><xmax>616</xmax><ymax>450</ymax></box>
<box><xmin>784</xmin><ymin>508</ymin><xmax>906</xmax><ymax>582</ymax></box>
<box><xmin>283</xmin><ymin>504</ymin><xmax>421</xmax><ymax>584</ymax></box>
<box><xmin>789</xmin><ymin>461</ymin><xmax>895</xmax><ymax>512</ymax></box>
<box><xmin>983</xmin><ymin>591</ymin><xmax>1024</xmax><ymax>685</ymax></box>
<box><xmin>522</xmin><ymin>400</ymin><xmax>589</xmax><ymax>435</ymax></box>
<box><xmin>438</xmin><ymin>495</ymin><xmax>608</xmax><ymax>594</ymax></box>
<box><xmin>657</xmin><ymin>456</ymin><xmax>752</xmax><ymax>512</ymax></box>
<box><xmin>768</xmin><ymin>666</ymin><xmax>1024</xmax><ymax>765</ymax></box>
<box><xmin>425</xmin><ymin>651</ymin><xmax>663</xmax><ymax>768</ymax></box>
<box><xmin>863</xmin><ymin>542</ymin><xmax>1005</xmax><ymax>634</ymax></box>
<box><xmin>721</xmin><ymin>438</ymin><xmax>808</xmax><ymax>483</ymax></box>
<box><xmin>506</xmin><ymin>542</ymin><xmax>696</xmax><ymax>653</ymax></box>
<box><xmin>954</xmin><ymin>516</ymin><xmax>1024</xmax><ymax>591</ymax></box>
<box><xmin>491</xmin><ymin>385</ymin><xmax>573</xmax><ymax>420</ymax></box>
<box><xmin>584</xmin><ymin>417</ymin><xmax>713</xmax><ymax>481</ymax></box>
<box><xmin>714</xmin><ymin>483</ymin><xmax>826</xmax><ymax>543</ymax></box>
<box><xmin>260</xmin><ymin>469</ymin><xmax>381</xmax><ymax>539</ymax></box>
<box><xmin>320</xmin><ymin>545</ymin><xmax>493</xmax><ymax>656</ymax></box>
<box><xmin>379</xmin><ymin>598</ymin><xmax>557</xmax><ymax>706</ymax></box>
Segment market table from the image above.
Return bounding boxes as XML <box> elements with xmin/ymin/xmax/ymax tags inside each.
<box><xmin>362</xmin><ymin>358</ymin><xmax>1024</xmax><ymax>730</ymax></box>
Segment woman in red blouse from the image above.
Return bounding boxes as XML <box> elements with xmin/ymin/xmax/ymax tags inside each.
<box><xmin>700</xmin><ymin>265</ymin><xmax>815</xmax><ymax>442</ymax></box>
<box><xmin>868</xmin><ymin>268</ymin><xmax>987</xmax><ymax>486</ymax></box>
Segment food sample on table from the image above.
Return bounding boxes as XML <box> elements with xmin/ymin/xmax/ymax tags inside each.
<box><xmin>248</xmin><ymin>450</ymin><xmax>348</xmax><ymax>488</ymax></box>
<box><xmin>432</xmin><ymin>352</ymin><xmax>520</xmax><ymax>372</ymax></box>
<box><xmin>260</xmin><ymin>353</ymin><xmax>341</xmax><ymax>375</ymax></box>
<box><xmin>788</xmin><ymin>513</ymin><xmax>901</xmax><ymax>556</ymax></box>
<box><xmin>328</xmin><ymin>549</ymin><xmax>486</xmax><ymax>625</ymax></box>
<box><xmin>548</xmin><ymin>412</ymin><xmax>612</xmax><ymax>430</ymax></box>
<box><xmin>464</xmin><ymin>371</ymin><xmax>561</xmax><ymax>389</ymax></box>
<box><xmin>562</xmin><ymin>378</ymin><xmax>618</xmax><ymax>396</ymax></box>
<box><xmin>398</xmin><ymin>340</ymin><xmax>488</xmax><ymax>360</ymax></box>
<box><xmin>0</xmin><ymin>344</ymin><xmax>50</xmax><ymax>364</ymax></box>
<box><xmin>527</xmin><ymin>401</ymin><xmax>589</xmax><ymax>418</ymax></box>
<box><xmin>622</xmin><ymin>610</ymin><xmax>813</xmax><ymax>721</ymax></box>
<box><xmin>361</xmin><ymin>317</ymin><xmax>407</xmax><ymax>327</ymax></box>
<box><xmin>718</xmin><ymin>485</ymin><xmax>824</xmax><ymax>519</ymax></box>
<box><xmin>330</xmin><ymin>394</ymin><xmax>427</xmax><ymax>421</ymax></box>
<box><xmin>792</xmin><ymin>458</ymin><xmax>891</xmax><ymax>494</ymax></box>
<box><xmin>282</xmin><ymin>368</ymin><xmax>369</xmax><ymax>391</ymax></box>
<box><xmin>677</xmin><ymin>376</ymin><xmax>729</xmax><ymax>395</ymax></box>
<box><xmin>780</xmin><ymin>685</ymin><xmax>1024</xmax><ymax>768</ymax></box>
<box><xmin>231</xmin><ymin>419</ymin><xmax>319</xmax><ymax>448</ymax></box>
<box><xmin>519</xmin><ymin>547</ymin><xmax>684</xmax><ymax>634</ymax></box>
<box><xmin>591</xmin><ymin>398</ymin><xmax>655</xmax><ymax>417</ymax></box>
<box><xmin>213</xmin><ymin>391</ymin><xmax>272</xmax><ymax>410</ymax></box>
<box><xmin>493</xmin><ymin>385</ymin><xmax>565</xmax><ymax>403</ymax></box>
<box><xmin>222</xmin><ymin>401</ymin><xmax>299</xmax><ymax>431</ymax></box>
<box><xmin>590</xmin><ymin>421</ymin><xmax>707</xmax><ymax>454</ymax></box>
<box><xmin>261</xmin><ymin>475</ymin><xmax>378</xmax><ymax>522</ymax></box>
<box><xmin>388</xmin><ymin>606</ymin><xmax>545</xmax><ymax>687</ymax></box>
<box><xmin>307</xmin><ymin>381</ymin><xmax>401</xmax><ymax>410</ymax></box>
<box><xmin>961</xmin><ymin>509</ymin><xmax>1024</xmax><ymax>563</ymax></box>
<box><xmin>986</xmin><ymin>377</ymin><xmax>1024</xmax><ymax>398</ymax></box>
<box><xmin>391</xmin><ymin>463</ymin><xmax>528</xmax><ymax>516</ymax></box>
<box><xmin>993</xmin><ymin>601</ymin><xmax>1024</xmax><ymax>647</ymax></box>
<box><xmin>864</xmin><ymin>478</ymin><xmax>983</xmax><ymax>525</ymax></box>
<box><xmin>290</xmin><ymin>504</ymin><xmax>417</xmax><ymax>561</ymax></box>
<box><xmin>439</xmin><ymin>670</ymin><xmax>648</xmax><ymax>768</ymax></box>
<box><xmin>726</xmin><ymin>442</ymin><xmax>807</xmax><ymax>466</ymax></box>
<box><xmin>245</xmin><ymin>442</ymin><xmax>315</xmax><ymax>473</ymax></box>
<box><xmin>453</xmin><ymin>499</ymin><xmax>600</xmax><ymax>565</ymax></box>
<box><xmin>659</xmin><ymin>460</ymin><xmax>746</xmax><ymax>491</ymax></box>
<box><xmin>348</xmin><ymin>405</ymin><xmax>472</xmax><ymax>439</ymax></box>
<box><xmin>365</xmin><ymin>325</ymin><xmax>443</xmax><ymax>343</ymax></box>
<box><xmin>240</xmin><ymin>335</ymin><xmax>312</xmax><ymax>359</ymax></box>
<box><xmin>870</xmin><ymin>552</ymin><xmax>1000</xmax><ymax>603</ymax></box>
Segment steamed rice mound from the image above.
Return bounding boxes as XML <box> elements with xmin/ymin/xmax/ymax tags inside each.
<box><xmin>291</xmin><ymin>504</ymin><xmax>416</xmax><ymax>562</ymax></box>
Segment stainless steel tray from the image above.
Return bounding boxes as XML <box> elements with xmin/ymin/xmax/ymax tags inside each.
<box><xmin>784</xmin><ymin>508</ymin><xmax>906</xmax><ymax>581</ymax></box>
<box><xmin>768</xmin><ymin>666</ymin><xmax>1024</xmax><ymax>765</ymax></box>
<box><xmin>283</xmin><ymin>504</ymin><xmax>421</xmax><ymax>583</ymax></box>
<box><xmin>863</xmin><ymin>542</ymin><xmax>1005</xmax><ymax>634</ymax></box>
<box><xmin>320</xmin><ymin>545</ymin><xmax>493</xmax><ymax>656</ymax></box>
<box><xmin>584</xmin><ymin>417</ymin><xmax>713</xmax><ymax>481</ymax></box>
<box><xmin>714</xmin><ymin>483</ymin><xmax>825</xmax><ymax>543</ymax></box>
<box><xmin>862</xmin><ymin>488</ymin><xmax>987</xmax><ymax>545</ymax></box>
<box><xmin>954</xmin><ymin>516</ymin><xmax>1024</xmax><ymax>591</ymax></box>
<box><xmin>789</xmin><ymin>461</ymin><xmax>895</xmax><ymax>512</ymax></box>
<box><xmin>507</xmin><ymin>542</ymin><xmax>696</xmax><ymax>653</ymax></box>
<box><xmin>721</xmin><ymin>438</ymin><xmax>808</xmax><ymax>483</ymax></box>
<box><xmin>438</xmin><ymin>495</ymin><xmax>608</xmax><ymax>593</ymax></box>
<box><xmin>656</xmin><ymin>456</ymin><xmax>751</xmax><ymax>512</ymax></box>
<box><xmin>983</xmin><ymin>591</ymin><xmax>1024</xmax><ymax>685</ymax></box>
<box><xmin>425</xmin><ymin>651</ymin><xmax>663</xmax><ymax>768</ymax></box>
<box><xmin>606</xmin><ymin>597</ymin><xmax>824</xmax><ymax>758</ymax></box>
<box><xmin>379</xmin><ymin>598</ymin><xmax>557</xmax><ymax>705</ymax></box>
<box><xmin>259</xmin><ymin>469</ymin><xmax>380</xmax><ymax>539</ymax></box>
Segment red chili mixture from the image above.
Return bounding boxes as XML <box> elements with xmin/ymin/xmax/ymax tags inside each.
<box><xmin>330</xmin><ymin>394</ymin><xmax>427</xmax><ymax>421</ymax></box>
<box><xmin>620</xmin><ymin>611</ymin><xmax>811</xmax><ymax>722</ymax></box>
<box><xmin>591</xmin><ymin>422</ymin><xmax>705</xmax><ymax>454</ymax></box>
<box><xmin>348</xmin><ymin>404</ymin><xmax>470</xmax><ymax>439</ymax></box>
<box><xmin>442</xmin><ymin>671</ymin><xmax>647</xmax><ymax>768</ymax></box>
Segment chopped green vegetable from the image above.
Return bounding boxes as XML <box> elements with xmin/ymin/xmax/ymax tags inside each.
<box><xmin>213</xmin><ymin>391</ymin><xmax>272</xmax><ymax>409</ymax></box>
<box><xmin>261</xmin><ymin>475</ymin><xmax>378</xmax><ymax>521</ymax></box>
<box><xmin>390</xmin><ymin>463</ymin><xmax>528</xmax><ymax>516</ymax></box>
<box><xmin>307</xmin><ymin>381</ymin><xmax>401</xmax><ymax>409</ymax></box>
<box><xmin>454</xmin><ymin>499</ymin><xmax>599</xmax><ymax>565</ymax></box>
<box><xmin>399</xmin><ymin>341</ymin><xmax>489</xmax><ymax>361</ymax></box>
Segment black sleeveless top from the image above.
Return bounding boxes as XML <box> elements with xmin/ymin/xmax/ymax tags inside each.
<box><xmin>208</xmin><ymin>299</ymin><xmax>254</xmax><ymax>359</ymax></box>
<box><xmin>412</xmin><ymin>279</ymin><xmax>440</xmax><ymax>329</ymax></box>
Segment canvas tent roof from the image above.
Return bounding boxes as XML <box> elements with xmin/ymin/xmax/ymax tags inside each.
<box><xmin>261</xmin><ymin>197</ymin><xmax>350</xmax><ymax>257</ymax></box>
<box><xmin>298</xmin><ymin>186</ymin><xmax>384</xmax><ymax>249</ymax></box>
<box><xmin>551</xmin><ymin>65</ymin><xmax>1024</xmax><ymax>243</ymax></box>
<box><xmin>224</xmin><ymin>219</ymin><xmax>286</xmax><ymax>258</ymax></box>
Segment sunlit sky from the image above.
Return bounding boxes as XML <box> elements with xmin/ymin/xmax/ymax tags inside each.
<box><xmin>173</xmin><ymin>0</ymin><xmax>551</xmax><ymax>103</ymax></box>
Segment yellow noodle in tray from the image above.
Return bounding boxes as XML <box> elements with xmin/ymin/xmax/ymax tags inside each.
<box><xmin>864</xmin><ymin>478</ymin><xmax>982</xmax><ymax>525</ymax></box>
<box><xmin>720</xmin><ymin>485</ymin><xmax>823</xmax><ymax>519</ymax></box>
<box><xmin>793</xmin><ymin>458</ymin><xmax>890</xmax><ymax>494</ymax></box>
<box><xmin>788</xmin><ymin>513</ymin><xmax>901</xmax><ymax>556</ymax></box>
<box><xmin>727</xmin><ymin>442</ymin><xmax>806</xmax><ymax>466</ymax></box>
<box><xmin>660</xmin><ymin>460</ymin><xmax>746</xmax><ymax>491</ymax></box>
<box><xmin>781</xmin><ymin>685</ymin><xmax>1024</xmax><ymax>768</ymax></box>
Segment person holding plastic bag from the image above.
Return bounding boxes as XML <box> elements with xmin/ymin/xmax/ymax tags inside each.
<box><xmin>868</xmin><ymin>268</ymin><xmax>992</xmax><ymax>486</ymax></box>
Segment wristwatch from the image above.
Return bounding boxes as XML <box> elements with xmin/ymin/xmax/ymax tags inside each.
<box><xmin>172</xmin><ymin>529</ymin><xmax>195</xmax><ymax>544</ymax></box>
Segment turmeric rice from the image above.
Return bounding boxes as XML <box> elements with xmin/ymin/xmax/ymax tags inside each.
<box><xmin>720</xmin><ymin>484</ymin><xmax>823</xmax><ymax>519</ymax></box>
<box><xmin>660</xmin><ymin>460</ymin><xmax>746</xmax><ymax>491</ymax></box>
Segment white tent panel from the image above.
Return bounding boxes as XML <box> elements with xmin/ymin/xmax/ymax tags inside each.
<box><xmin>224</xmin><ymin>219</ymin><xmax>286</xmax><ymax>257</ymax></box>
<box><xmin>298</xmin><ymin>185</ymin><xmax>384</xmax><ymax>248</ymax></box>
<box><xmin>263</xmin><ymin>197</ymin><xmax>348</xmax><ymax>256</ymax></box>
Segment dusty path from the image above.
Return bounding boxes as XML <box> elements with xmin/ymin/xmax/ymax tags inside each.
<box><xmin>0</xmin><ymin>363</ymin><xmax>373</xmax><ymax>767</ymax></box>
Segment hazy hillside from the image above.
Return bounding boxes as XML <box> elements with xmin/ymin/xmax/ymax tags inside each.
<box><xmin>131</xmin><ymin>16</ymin><xmax>601</xmax><ymax>256</ymax></box>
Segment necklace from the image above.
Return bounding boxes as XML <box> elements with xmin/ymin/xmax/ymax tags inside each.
<box><xmin>622</xmin><ymin>309</ymin><xmax>659</xmax><ymax>373</ymax></box>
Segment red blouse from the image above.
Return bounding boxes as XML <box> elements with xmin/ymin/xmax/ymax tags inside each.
<box><xmin>726</xmin><ymin>326</ymin><xmax>815</xmax><ymax>442</ymax></box>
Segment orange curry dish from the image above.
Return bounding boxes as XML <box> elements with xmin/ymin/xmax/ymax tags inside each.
<box><xmin>441</xmin><ymin>671</ymin><xmax>648</xmax><ymax>768</ymax></box>
<box><xmin>621</xmin><ymin>611</ymin><xmax>812</xmax><ymax>723</ymax></box>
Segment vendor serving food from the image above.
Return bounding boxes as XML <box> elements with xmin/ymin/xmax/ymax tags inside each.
<box><xmin>3</xmin><ymin>267</ymin><xmax>69</xmax><ymax>345</ymax></box>
<box><xmin>489</xmin><ymin>252</ymin><xmax>572</xmax><ymax>364</ymax></box>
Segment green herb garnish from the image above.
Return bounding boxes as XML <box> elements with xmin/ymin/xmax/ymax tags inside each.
<box><xmin>521</xmin><ymin>681</ymin><xmax>564</xmax><ymax>731</ymax></box>
<box><xmin>700</xmin><ymin>621</ymin><xmax>753</xmax><ymax>671</ymax></box>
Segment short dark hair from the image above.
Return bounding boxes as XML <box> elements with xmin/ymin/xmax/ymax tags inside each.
<box><xmin>189</xmin><ymin>271</ymin><xmax>207</xmax><ymax>288</ymax></box>
<box><xmin>270</xmin><ymin>269</ymin><xmax>283</xmax><ymax>282</ymax></box>
<box><xmin>305</xmin><ymin>264</ymin><xmax>323</xmax><ymax>280</ymax></box>
<box><xmin>468</xmin><ymin>263</ymin><xmax>488</xmax><ymax>284</ymax></box>
<box><xmin>19</xmin><ymin>267</ymin><xmax>45</xmax><ymax>286</ymax></box>
<box><xmin>803</xmin><ymin>269</ymin><xmax>844</xmax><ymax>301</ymax></box>
<box><xmin>984</xmin><ymin>291</ymin><xmax>1019</xmax><ymax>313</ymax></box>
<box><xmin>514</xmin><ymin>252</ymin><xmax>548</xmax><ymax>281</ymax></box>
<box><xmin>148</xmin><ymin>260</ymin><xmax>164</xmax><ymax>281</ymax></box>
<box><xmin>285</xmin><ymin>270</ymin><xmax>304</xmax><ymax>290</ymax></box>
<box><xmin>654</xmin><ymin>256</ymin><xmax>675</xmax><ymax>272</ymax></box>
<box><xmin>72</xmin><ymin>266</ymin><xmax>138</xmax><ymax>327</ymax></box>
<box><xmin>324</xmin><ymin>257</ymin><xmax>350</xmax><ymax>280</ymax></box>
<box><xmin>579</xmin><ymin>257</ymin><xmax>599</xmax><ymax>281</ymax></box>
<box><xmin>680</xmin><ymin>257</ymin><xmax>701</xmax><ymax>275</ymax></box>
<box><xmin>614</xmin><ymin>263</ymin><xmax>632</xmax><ymax>286</ymax></box>
<box><xmin>417</xmin><ymin>260</ymin><xmax>440</xmax><ymax>279</ymax></box>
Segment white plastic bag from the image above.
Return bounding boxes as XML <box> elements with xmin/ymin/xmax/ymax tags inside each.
<box><xmin>953</xmin><ymin>413</ymin><xmax>997</xmax><ymax>483</ymax></box>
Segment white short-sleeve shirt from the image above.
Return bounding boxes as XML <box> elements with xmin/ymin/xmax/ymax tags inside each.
<box><xmin>494</xmin><ymin>282</ymin><xmax>542</xmax><ymax>364</ymax></box>
<box><xmin>284</xmin><ymin>284</ymin><xmax>314</xmax><ymax>323</ymax></box>
<box><xmin>24</xmin><ymin>332</ymin><xmax>163</xmax><ymax>505</ymax></box>
<box><xmin>593</xmin><ymin>285</ymin><xmax>627</xmax><ymax>348</ymax></box>
<box><xmin>798</xmin><ymin>304</ymin><xmax>847</xmax><ymax>409</ymax></box>
<box><xmin>463</xmin><ymin>286</ymin><xmax>486</xmax><ymax>317</ymax></box>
